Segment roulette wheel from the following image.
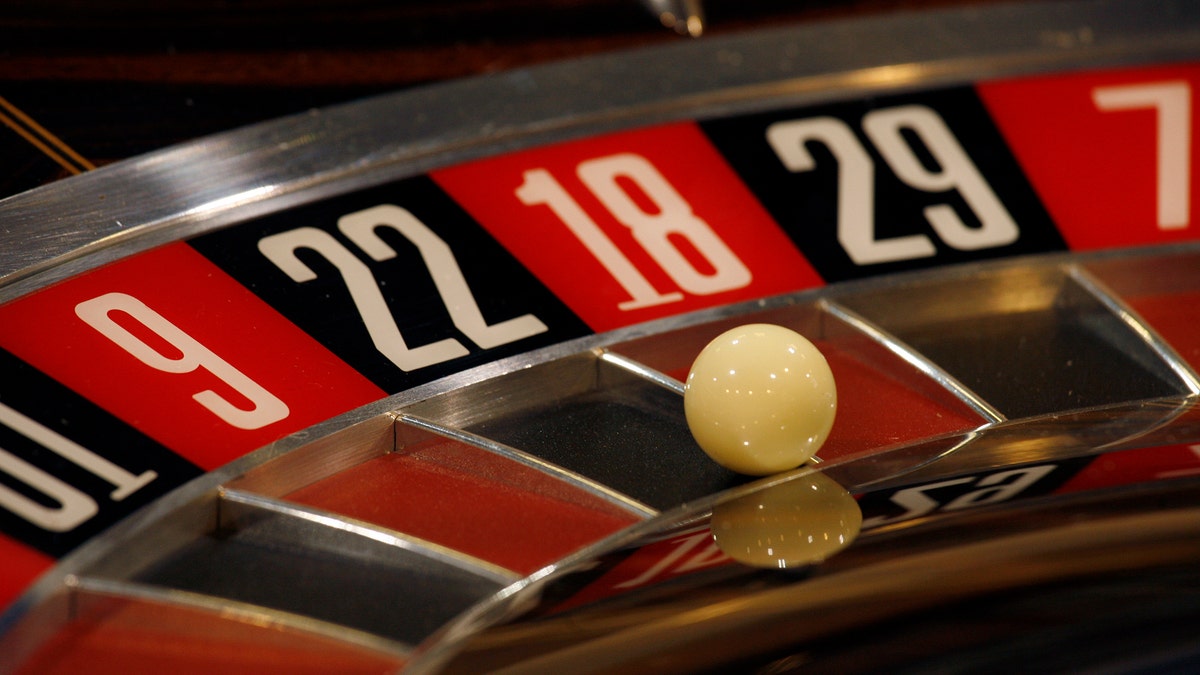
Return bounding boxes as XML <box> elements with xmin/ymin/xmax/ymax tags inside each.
<box><xmin>3</xmin><ymin>0</ymin><xmax>1200</xmax><ymax>671</ymax></box>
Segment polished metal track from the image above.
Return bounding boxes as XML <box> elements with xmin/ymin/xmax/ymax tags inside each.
<box><xmin>3</xmin><ymin>1</ymin><xmax>1200</xmax><ymax>672</ymax></box>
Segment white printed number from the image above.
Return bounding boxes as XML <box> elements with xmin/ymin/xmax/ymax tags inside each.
<box><xmin>517</xmin><ymin>153</ymin><xmax>751</xmax><ymax>310</ymax></box>
<box><xmin>861</xmin><ymin>465</ymin><xmax>1055</xmax><ymax>529</ymax></box>
<box><xmin>259</xmin><ymin>204</ymin><xmax>548</xmax><ymax>372</ymax></box>
<box><xmin>0</xmin><ymin>402</ymin><xmax>157</xmax><ymax>532</ymax></box>
<box><xmin>1093</xmin><ymin>81</ymin><xmax>1192</xmax><ymax>230</ymax></box>
<box><xmin>76</xmin><ymin>292</ymin><xmax>289</xmax><ymax>430</ymax></box>
<box><xmin>767</xmin><ymin>105</ymin><xmax>1020</xmax><ymax>265</ymax></box>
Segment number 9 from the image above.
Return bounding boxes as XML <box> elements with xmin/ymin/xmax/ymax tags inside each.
<box><xmin>76</xmin><ymin>292</ymin><xmax>289</xmax><ymax>430</ymax></box>
<box><xmin>863</xmin><ymin>105</ymin><xmax>1020</xmax><ymax>251</ymax></box>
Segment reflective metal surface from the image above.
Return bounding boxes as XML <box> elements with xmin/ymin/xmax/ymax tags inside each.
<box><xmin>3</xmin><ymin>1</ymin><xmax>1200</xmax><ymax>673</ymax></box>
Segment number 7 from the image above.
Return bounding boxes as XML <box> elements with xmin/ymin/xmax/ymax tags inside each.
<box><xmin>1093</xmin><ymin>81</ymin><xmax>1192</xmax><ymax>230</ymax></box>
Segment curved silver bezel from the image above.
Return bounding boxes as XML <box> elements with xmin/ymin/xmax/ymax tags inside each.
<box><xmin>2</xmin><ymin>0</ymin><xmax>1200</xmax><ymax>671</ymax></box>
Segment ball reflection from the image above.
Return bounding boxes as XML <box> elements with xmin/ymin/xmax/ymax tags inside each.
<box><xmin>711</xmin><ymin>471</ymin><xmax>862</xmax><ymax>569</ymax></box>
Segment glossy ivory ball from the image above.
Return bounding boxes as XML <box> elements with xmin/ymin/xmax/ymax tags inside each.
<box><xmin>684</xmin><ymin>324</ymin><xmax>837</xmax><ymax>475</ymax></box>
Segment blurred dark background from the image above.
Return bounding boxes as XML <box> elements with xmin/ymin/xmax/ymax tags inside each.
<box><xmin>0</xmin><ymin>0</ymin><xmax>1008</xmax><ymax>197</ymax></box>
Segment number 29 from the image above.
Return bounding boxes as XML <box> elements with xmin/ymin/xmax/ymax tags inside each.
<box><xmin>767</xmin><ymin>104</ymin><xmax>1020</xmax><ymax>265</ymax></box>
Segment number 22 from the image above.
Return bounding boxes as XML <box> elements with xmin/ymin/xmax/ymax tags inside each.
<box><xmin>259</xmin><ymin>205</ymin><xmax>548</xmax><ymax>372</ymax></box>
